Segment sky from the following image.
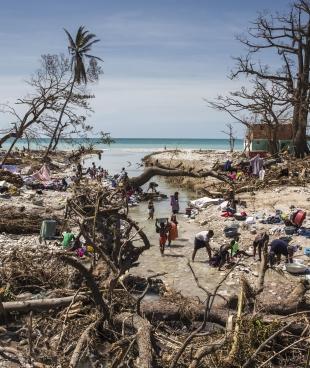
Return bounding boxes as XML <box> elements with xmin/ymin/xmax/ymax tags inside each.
<box><xmin>0</xmin><ymin>0</ymin><xmax>290</xmax><ymax>138</ymax></box>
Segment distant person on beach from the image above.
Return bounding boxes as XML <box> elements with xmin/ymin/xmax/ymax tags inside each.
<box><xmin>118</xmin><ymin>167</ymin><xmax>127</xmax><ymax>183</ymax></box>
<box><xmin>168</xmin><ymin>214</ymin><xmax>178</xmax><ymax>246</ymax></box>
<box><xmin>87</xmin><ymin>162</ymin><xmax>97</xmax><ymax>180</ymax></box>
<box><xmin>170</xmin><ymin>192</ymin><xmax>180</xmax><ymax>214</ymax></box>
<box><xmin>120</xmin><ymin>167</ymin><xmax>126</xmax><ymax>176</ymax></box>
<box><xmin>97</xmin><ymin>167</ymin><xmax>104</xmax><ymax>182</ymax></box>
<box><xmin>61</xmin><ymin>177</ymin><xmax>68</xmax><ymax>191</ymax></box>
<box><xmin>147</xmin><ymin>181</ymin><xmax>158</xmax><ymax>193</ymax></box>
<box><xmin>192</xmin><ymin>230</ymin><xmax>214</xmax><ymax>262</ymax></box>
<box><xmin>253</xmin><ymin>232</ymin><xmax>269</xmax><ymax>261</ymax></box>
<box><xmin>76</xmin><ymin>163</ymin><xmax>82</xmax><ymax>179</ymax></box>
<box><xmin>92</xmin><ymin>162</ymin><xmax>97</xmax><ymax>179</ymax></box>
<box><xmin>148</xmin><ymin>200</ymin><xmax>155</xmax><ymax>220</ymax></box>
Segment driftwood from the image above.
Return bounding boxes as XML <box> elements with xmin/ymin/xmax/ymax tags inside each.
<box><xmin>69</xmin><ymin>319</ymin><xmax>100</xmax><ymax>368</ymax></box>
<box><xmin>0</xmin><ymin>205</ymin><xmax>61</xmax><ymax>234</ymax></box>
<box><xmin>114</xmin><ymin>312</ymin><xmax>153</xmax><ymax>368</ymax></box>
<box><xmin>1</xmin><ymin>295</ymin><xmax>88</xmax><ymax>314</ymax></box>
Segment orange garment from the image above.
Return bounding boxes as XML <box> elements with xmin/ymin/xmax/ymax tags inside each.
<box><xmin>168</xmin><ymin>222</ymin><xmax>178</xmax><ymax>241</ymax></box>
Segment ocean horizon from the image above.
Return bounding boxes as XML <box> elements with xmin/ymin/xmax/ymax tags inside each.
<box><xmin>1</xmin><ymin>137</ymin><xmax>244</xmax><ymax>152</ymax></box>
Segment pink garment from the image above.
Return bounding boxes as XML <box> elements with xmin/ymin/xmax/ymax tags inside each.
<box><xmin>32</xmin><ymin>164</ymin><xmax>51</xmax><ymax>182</ymax></box>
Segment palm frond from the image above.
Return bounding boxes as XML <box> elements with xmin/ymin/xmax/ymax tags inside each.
<box><xmin>84</xmin><ymin>54</ymin><xmax>103</xmax><ymax>61</ymax></box>
<box><xmin>80</xmin><ymin>39</ymin><xmax>100</xmax><ymax>51</ymax></box>
<box><xmin>65</xmin><ymin>26</ymin><xmax>102</xmax><ymax>84</ymax></box>
<box><xmin>63</xmin><ymin>28</ymin><xmax>76</xmax><ymax>50</ymax></box>
<box><xmin>75</xmin><ymin>26</ymin><xmax>85</xmax><ymax>47</ymax></box>
<box><xmin>82</xmin><ymin>33</ymin><xmax>97</xmax><ymax>46</ymax></box>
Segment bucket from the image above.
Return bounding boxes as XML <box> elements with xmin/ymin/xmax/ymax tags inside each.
<box><xmin>293</xmin><ymin>210</ymin><xmax>306</xmax><ymax>227</ymax></box>
<box><xmin>40</xmin><ymin>220</ymin><xmax>57</xmax><ymax>240</ymax></box>
<box><xmin>234</xmin><ymin>213</ymin><xmax>246</xmax><ymax>221</ymax></box>
<box><xmin>185</xmin><ymin>208</ymin><xmax>192</xmax><ymax>216</ymax></box>
<box><xmin>284</xmin><ymin>226</ymin><xmax>296</xmax><ymax>235</ymax></box>
<box><xmin>224</xmin><ymin>227</ymin><xmax>238</xmax><ymax>238</ymax></box>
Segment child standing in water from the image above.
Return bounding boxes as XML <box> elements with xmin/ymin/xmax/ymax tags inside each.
<box><xmin>156</xmin><ymin>221</ymin><xmax>169</xmax><ymax>255</ymax></box>
<box><xmin>148</xmin><ymin>200</ymin><xmax>155</xmax><ymax>220</ymax></box>
<box><xmin>170</xmin><ymin>192</ymin><xmax>180</xmax><ymax>214</ymax></box>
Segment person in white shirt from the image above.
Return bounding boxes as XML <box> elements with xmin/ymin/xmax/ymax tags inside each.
<box><xmin>192</xmin><ymin>230</ymin><xmax>214</xmax><ymax>262</ymax></box>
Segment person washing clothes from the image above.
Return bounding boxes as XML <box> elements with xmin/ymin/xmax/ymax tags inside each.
<box><xmin>62</xmin><ymin>231</ymin><xmax>75</xmax><ymax>248</ymax></box>
<box><xmin>269</xmin><ymin>238</ymin><xmax>295</xmax><ymax>266</ymax></box>
<box><xmin>229</xmin><ymin>235</ymin><xmax>251</xmax><ymax>258</ymax></box>
<box><xmin>192</xmin><ymin>230</ymin><xmax>214</xmax><ymax>262</ymax></box>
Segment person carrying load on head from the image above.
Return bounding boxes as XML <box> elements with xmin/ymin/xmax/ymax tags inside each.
<box><xmin>192</xmin><ymin>230</ymin><xmax>214</xmax><ymax>262</ymax></box>
<box><xmin>156</xmin><ymin>220</ymin><xmax>169</xmax><ymax>256</ymax></box>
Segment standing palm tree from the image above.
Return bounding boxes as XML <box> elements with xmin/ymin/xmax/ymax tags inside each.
<box><xmin>44</xmin><ymin>26</ymin><xmax>102</xmax><ymax>159</ymax></box>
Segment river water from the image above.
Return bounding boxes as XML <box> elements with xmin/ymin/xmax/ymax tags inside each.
<box><xmin>83</xmin><ymin>148</ymin><xmax>196</xmax><ymax>220</ymax></box>
<box><xmin>82</xmin><ymin>148</ymin><xmax>222</xmax><ymax>302</ymax></box>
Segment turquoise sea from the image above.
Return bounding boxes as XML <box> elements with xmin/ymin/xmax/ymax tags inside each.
<box><xmin>1</xmin><ymin>137</ymin><xmax>243</xmax><ymax>152</ymax></box>
<box><xmin>1</xmin><ymin>137</ymin><xmax>242</xmax><ymax>220</ymax></box>
<box><xmin>2</xmin><ymin>137</ymin><xmax>243</xmax><ymax>177</ymax></box>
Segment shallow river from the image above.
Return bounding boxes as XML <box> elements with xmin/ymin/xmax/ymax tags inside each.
<box><xmin>83</xmin><ymin>149</ymin><xmax>236</xmax><ymax>301</ymax></box>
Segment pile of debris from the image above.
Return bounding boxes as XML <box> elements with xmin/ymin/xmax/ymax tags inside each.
<box><xmin>0</xmin><ymin>169</ymin><xmax>23</xmax><ymax>188</ymax></box>
<box><xmin>0</xmin><ymin>184</ymin><xmax>310</xmax><ymax>367</ymax></box>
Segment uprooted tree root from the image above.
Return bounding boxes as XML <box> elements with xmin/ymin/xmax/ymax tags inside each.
<box><xmin>1</xmin><ymin>186</ymin><xmax>310</xmax><ymax>367</ymax></box>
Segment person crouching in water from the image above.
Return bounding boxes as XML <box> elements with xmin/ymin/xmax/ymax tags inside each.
<box><xmin>253</xmin><ymin>232</ymin><xmax>269</xmax><ymax>261</ymax></box>
<box><xmin>167</xmin><ymin>214</ymin><xmax>178</xmax><ymax>247</ymax></box>
<box><xmin>269</xmin><ymin>238</ymin><xmax>295</xmax><ymax>266</ymax></box>
<box><xmin>217</xmin><ymin>234</ymin><xmax>250</xmax><ymax>270</ymax></box>
<box><xmin>148</xmin><ymin>200</ymin><xmax>155</xmax><ymax>220</ymax></box>
<box><xmin>156</xmin><ymin>221</ymin><xmax>169</xmax><ymax>255</ymax></box>
<box><xmin>192</xmin><ymin>230</ymin><xmax>214</xmax><ymax>262</ymax></box>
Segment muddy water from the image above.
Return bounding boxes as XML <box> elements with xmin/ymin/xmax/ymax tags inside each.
<box><xmin>84</xmin><ymin>150</ymin><xmax>238</xmax><ymax>302</ymax></box>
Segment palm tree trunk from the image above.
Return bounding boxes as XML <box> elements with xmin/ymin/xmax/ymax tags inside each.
<box><xmin>43</xmin><ymin>81</ymin><xmax>74</xmax><ymax>160</ymax></box>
